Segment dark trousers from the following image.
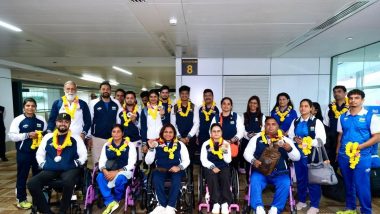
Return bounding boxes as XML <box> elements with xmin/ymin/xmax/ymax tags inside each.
<box><xmin>0</xmin><ymin>127</ymin><xmax>5</xmax><ymax>158</ymax></box>
<box><xmin>16</xmin><ymin>151</ymin><xmax>39</xmax><ymax>201</ymax></box>
<box><xmin>204</xmin><ymin>167</ymin><xmax>232</xmax><ymax>205</ymax></box>
<box><xmin>27</xmin><ymin>168</ymin><xmax>80</xmax><ymax>213</ymax></box>
<box><xmin>186</xmin><ymin>136</ymin><xmax>198</xmax><ymax>182</ymax></box>
<box><xmin>152</xmin><ymin>170</ymin><xmax>184</xmax><ymax>207</ymax></box>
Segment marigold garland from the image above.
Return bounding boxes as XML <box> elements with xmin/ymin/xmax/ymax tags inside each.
<box><xmin>209</xmin><ymin>138</ymin><xmax>224</xmax><ymax>159</ymax></box>
<box><xmin>147</xmin><ymin>101</ymin><xmax>163</xmax><ymax>120</ymax></box>
<box><xmin>52</xmin><ymin>129</ymin><xmax>72</xmax><ymax>151</ymax></box>
<box><xmin>260</xmin><ymin>130</ymin><xmax>283</xmax><ymax>144</ymax></box>
<box><xmin>345</xmin><ymin>142</ymin><xmax>360</xmax><ymax>169</ymax></box>
<box><xmin>177</xmin><ymin>100</ymin><xmax>191</xmax><ymax>117</ymax></box>
<box><xmin>122</xmin><ymin>104</ymin><xmax>138</xmax><ymax>127</ymax></box>
<box><xmin>331</xmin><ymin>97</ymin><xmax>349</xmax><ymax>119</ymax></box>
<box><xmin>298</xmin><ymin>136</ymin><xmax>313</xmax><ymax>155</ymax></box>
<box><xmin>107</xmin><ymin>137</ymin><xmax>130</xmax><ymax>156</ymax></box>
<box><xmin>275</xmin><ymin>106</ymin><xmax>292</xmax><ymax>122</ymax></box>
<box><xmin>62</xmin><ymin>95</ymin><xmax>79</xmax><ymax>120</ymax></box>
<box><xmin>158</xmin><ymin>138</ymin><xmax>178</xmax><ymax>160</ymax></box>
<box><xmin>202</xmin><ymin>101</ymin><xmax>216</xmax><ymax>121</ymax></box>
<box><xmin>31</xmin><ymin>130</ymin><xmax>43</xmax><ymax>150</ymax></box>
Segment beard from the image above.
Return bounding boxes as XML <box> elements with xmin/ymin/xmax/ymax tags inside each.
<box><xmin>57</xmin><ymin>126</ymin><xmax>69</xmax><ymax>133</ymax></box>
<box><xmin>65</xmin><ymin>92</ymin><xmax>76</xmax><ymax>101</ymax></box>
<box><xmin>102</xmin><ymin>92</ymin><xmax>110</xmax><ymax>98</ymax></box>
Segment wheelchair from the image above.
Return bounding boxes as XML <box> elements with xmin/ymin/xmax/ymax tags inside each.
<box><xmin>242</xmin><ymin>162</ymin><xmax>297</xmax><ymax>214</ymax></box>
<box><xmin>143</xmin><ymin>165</ymin><xmax>194</xmax><ymax>214</ymax></box>
<box><xmin>83</xmin><ymin>161</ymin><xmax>146</xmax><ymax>214</ymax></box>
<box><xmin>197</xmin><ymin>166</ymin><xmax>240</xmax><ymax>214</ymax></box>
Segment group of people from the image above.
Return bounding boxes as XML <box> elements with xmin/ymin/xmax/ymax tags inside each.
<box><xmin>6</xmin><ymin>80</ymin><xmax>380</xmax><ymax>214</ymax></box>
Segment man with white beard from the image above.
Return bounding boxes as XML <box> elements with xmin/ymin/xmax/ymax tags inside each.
<box><xmin>47</xmin><ymin>81</ymin><xmax>91</xmax><ymax>140</ymax></box>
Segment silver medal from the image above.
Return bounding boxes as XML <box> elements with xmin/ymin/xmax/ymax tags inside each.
<box><xmin>54</xmin><ymin>156</ymin><xmax>62</xmax><ymax>162</ymax></box>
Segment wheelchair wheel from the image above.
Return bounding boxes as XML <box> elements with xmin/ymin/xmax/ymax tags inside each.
<box><xmin>231</xmin><ymin>167</ymin><xmax>240</xmax><ymax>202</ymax></box>
<box><xmin>84</xmin><ymin>204</ymin><xmax>92</xmax><ymax>214</ymax></box>
<box><xmin>140</xmin><ymin>188</ymin><xmax>147</xmax><ymax>210</ymax></box>
<box><xmin>197</xmin><ymin>167</ymin><xmax>204</xmax><ymax>203</ymax></box>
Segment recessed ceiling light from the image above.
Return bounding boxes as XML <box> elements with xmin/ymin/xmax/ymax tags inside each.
<box><xmin>346</xmin><ymin>37</ymin><xmax>353</xmax><ymax>40</ymax></box>
<box><xmin>169</xmin><ymin>17</ymin><xmax>177</xmax><ymax>26</ymax></box>
<box><xmin>141</xmin><ymin>87</ymin><xmax>147</xmax><ymax>91</ymax></box>
<box><xmin>80</xmin><ymin>74</ymin><xmax>104</xmax><ymax>83</ymax></box>
<box><xmin>112</xmin><ymin>66</ymin><xmax>132</xmax><ymax>75</ymax></box>
<box><xmin>155</xmin><ymin>83</ymin><xmax>163</xmax><ymax>87</ymax></box>
<box><xmin>0</xmin><ymin>20</ymin><xmax>22</xmax><ymax>32</ymax></box>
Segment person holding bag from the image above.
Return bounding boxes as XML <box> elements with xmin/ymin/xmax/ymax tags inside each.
<box><xmin>288</xmin><ymin>99</ymin><xmax>326</xmax><ymax>214</ymax></box>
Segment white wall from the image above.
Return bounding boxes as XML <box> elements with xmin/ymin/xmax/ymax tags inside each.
<box><xmin>0</xmin><ymin>68</ymin><xmax>14</xmax><ymax>150</ymax></box>
<box><xmin>176</xmin><ymin>58</ymin><xmax>331</xmax><ymax>114</ymax></box>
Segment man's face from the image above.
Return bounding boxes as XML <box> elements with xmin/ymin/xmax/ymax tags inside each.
<box><xmin>141</xmin><ymin>96</ymin><xmax>148</xmax><ymax>106</ymax></box>
<box><xmin>56</xmin><ymin>120</ymin><xmax>70</xmax><ymax>133</ymax></box>
<box><xmin>100</xmin><ymin>85</ymin><xmax>111</xmax><ymax>99</ymax></box>
<box><xmin>160</xmin><ymin>89</ymin><xmax>169</xmax><ymax>100</ymax></box>
<box><xmin>64</xmin><ymin>83</ymin><xmax>77</xmax><ymax>95</ymax></box>
<box><xmin>333</xmin><ymin>88</ymin><xmax>346</xmax><ymax>101</ymax></box>
<box><xmin>115</xmin><ymin>91</ymin><xmax>125</xmax><ymax>104</ymax></box>
<box><xmin>348</xmin><ymin>94</ymin><xmax>364</xmax><ymax>108</ymax></box>
<box><xmin>125</xmin><ymin>94</ymin><xmax>136</xmax><ymax>106</ymax></box>
<box><xmin>203</xmin><ymin>92</ymin><xmax>213</xmax><ymax>104</ymax></box>
<box><xmin>265</xmin><ymin>118</ymin><xmax>279</xmax><ymax>136</ymax></box>
<box><xmin>180</xmin><ymin>90</ymin><xmax>189</xmax><ymax>101</ymax></box>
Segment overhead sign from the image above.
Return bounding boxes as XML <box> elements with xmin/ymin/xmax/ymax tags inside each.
<box><xmin>182</xmin><ymin>59</ymin><xmax>198</xmax><ymax>75</ymax></box>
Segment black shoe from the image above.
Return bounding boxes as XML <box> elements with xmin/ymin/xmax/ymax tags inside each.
<box><xmin>0</xmin><ymin>157</ymin><xmax>8</xmax><ymax>161</ymax></box>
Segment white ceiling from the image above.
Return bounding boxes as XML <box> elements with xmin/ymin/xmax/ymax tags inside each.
<box><xmin>0</xmin><ymin>0</ymin><xmax>380</xmax><ymax>89</ymax></box>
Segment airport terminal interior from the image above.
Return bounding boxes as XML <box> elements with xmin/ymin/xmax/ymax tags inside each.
<box><xmin>1</xmin><ymin>0</ymin><xmax>380</xmax><ymax>213</ymax></box>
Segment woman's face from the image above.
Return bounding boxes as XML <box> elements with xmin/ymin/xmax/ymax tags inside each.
<box><xmin>221</xmin><ymin>99</ymin><xmax>232</xmax><ymax>112</ymax></box>
<box><xmin>249</xmin><ymin>99</ymin><xmax>258</xmax><ymax>112</ymax></box>
<box><xmin>300</xmin><ymin>101</ymin><xmax>312</xmax><ymax>116</ymax></box>
<box><xmin>149</xmin><ymin>93</ymin><xmax>158</xmax><ymax>105</ymax></box>
<box><xmin>24</xmin><ymin>101</ymin><xmax>36</xmax><ymax>115</ymax></box>
<box><xmin>163</xmin><ymin>127</ymin><xmax>175</xmax><ymax>141</ymax></box>
<box><xmin>311</xmin><ymin>106</ymin><xmax>318</xmax><ymax>116</ymax></box>
<box><xmin>278</xmin><ymin>96</ymin><xmax>289</xmax><ymax>107</ymax></box>
<box><xmin>210</xmin><ymin>126</ymin><xmax>222</xmax><ymax>140</ymax></box>
<box><xmin>111</xmin><ymin>127</ymin><xmax>123</xmax><ymax>141</ymax></box>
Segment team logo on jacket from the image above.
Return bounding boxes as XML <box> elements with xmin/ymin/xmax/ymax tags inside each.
<box><xmin>97</xmin><ymin>107</ymin><xmax>102</xmax><ymax>111</ymax></box>
<box><xmin>310</xmin><ymin>126</ymin><xmax>315</xmax><ymax>131</ymax></box>
<box><xmin>255</xmin><ymin>118</ymin><xmax>258</xmax><ymax>121</ymax></box>
<box><xmin>112</xmin><ymin>106</ymin><xmax>117</xmax><ymax>110</ymax></box>
<box><xmin>230</xmin><ymin>121</ymin><xmax>235</xmax><ymax>125</ymax></box>
<box><xmin>22</xmin><ymin>124</ymin><xmax>29</xmax><ymax>128</ymax></box>
<box><xmin>359</xmin><ymin>118</ymin><xmax>366</xmax><ymax>123</ymax></box>
<box><xmin>37</xmin><ymin>123</ymin><xmax>42</xmax><ymax>128</ymax></box>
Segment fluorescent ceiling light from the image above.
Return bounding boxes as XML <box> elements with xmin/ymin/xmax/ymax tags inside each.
<box><xmin>80</xmin><ymin>74</ymin><xmax>104</xmax><ymax>83</ymax></box>
<box><xmin>109</xmin><ymin>80</ymin><xmax>119</xmax><ymax>86</ymax></box>
<box><xmin>141</xmin><ymin>87</ymin><xmax>147</xmax><ymax>91</ymax></box>
<box><xmin>112</xmin><ymin>66</ymin><xmax>132</xmax><ymax>75</ymax></box>
<box><xmin>0</xmin><ymin>20</ymin><xmax>22</xmax><ymax>32</ymax></box>
<box><xmin>155</xmin><ymin>83</ymin><xmax>163</xmax><ymax>87</ymax></box>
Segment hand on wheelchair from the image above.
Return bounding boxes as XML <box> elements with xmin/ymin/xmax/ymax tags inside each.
<box><xmin>253</xmin><ymin>160</ymin><xmax>262</xmax><ymax>168</ymax></box>
<box><xmin>169</xmin><ymin>166</ymin><xmax>181</xmax><ymax>173</ymax></box>
<box><xmin>212</xmin><ymin>167</ymin><xmax>221</xmax><ymax>174</ymax></box>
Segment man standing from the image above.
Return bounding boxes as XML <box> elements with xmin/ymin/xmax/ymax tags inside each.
<box><xmin>140</xmin><ymin>91</ymin><xmax>149</xmax><ymax>109</ymax></box>
<box><xmin>89</xmin><ymin>81</ymin><xmax>121</xmax><ymax>164</ymax></box>
<box><xmin>198</xmin><ymin>89</ymin><xmax>219</xmax><ymax>145</ymax></box>
<box><xmin>47</xmin><ymin>81</ymin><xmax>91</xmax><ymax>140</ymax></box>
<box><xmin>324</xmin><ymin>85</ymin><xmax>349</xmax><ymax>163</ymax></box>
<box><xmin>337</xmin><ymin>89</ymin><xmax>380</xmax><ymax>214</ymax></box>
<box><xmin>114</xmin><ymin>89</ymin><xmax>126</xmax><ymax>106</ymax></box>
<box><xmin>160</xmin><ymin>85</ymin><xmax>172</xmax><ymax>126</ymax></box>
<box><xmin>0</xmin><ymin>105</ymin><xmax>7</xmax><ymax>161</ymax></box>
<box><xmin>27</xmin><ymin>113</ymin><xmax>87</xmax><ymax>214</ymax></box>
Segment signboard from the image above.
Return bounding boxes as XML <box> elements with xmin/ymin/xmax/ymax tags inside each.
<box><xmin>181</xmin><ymin>59</ymin><xmax>198</xmax><ymax>75</ymax></box>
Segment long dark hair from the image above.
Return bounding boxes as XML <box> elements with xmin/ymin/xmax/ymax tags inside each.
<box><xmin>244</xmin><ymin>96</ymin><xmax>263</xmax><ymax>128</ymax></box>
<box><xmin>271</xmin><ymin>92</ymin><xmax>294</xmax><ymax>111</ymax></box>
<box><xmin>312</xmin><ymin>102</ymin><xmax>323</xmax><ymax>121</ymax></box>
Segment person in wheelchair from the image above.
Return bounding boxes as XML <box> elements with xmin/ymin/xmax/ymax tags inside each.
<box><xmin>27</xmin><ymin>113</ymin><xmax>87</xmax><ymax>214</ymax></box>
<box><xmin>145</xmin><ymin>123</ymin><xmax>190</xmax><ymax>214</ymax></box>
<box><xmin>200</xmin><ymin>123</ymin><xmax>232</xmax><ymax>214</ymax></box>
<box><xmin>97</xmin><ymin>124</ymin><xmax>137</xmax><ymax>214</ymax></box>
<box><xmin>243</xmin><ymin>116</ymin><xmax>300</xmax><ymax>214</ymax></box>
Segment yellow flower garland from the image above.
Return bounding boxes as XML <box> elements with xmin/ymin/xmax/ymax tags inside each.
<box><xmin>62</xmin><ymin>95</ymin><xmax>79</xmax><ymax>120</ymax></box>
<box><xmin>275</xmin><ymin>106</ymin><xmax>292</xmax><ymax>122</ymax></box>
<box><xmin>345</xmin><ymin>142</ymin><xmax>360</xmax><ymax>169</ymax></box>
<box><xmin>107</xmin><ymin>137</ymin><xmax>130</xmax><ymax>156</ymax></box>
<box><xmin>177</xmin><ymin>100</ymin><xmax>191</xmax><ymax>117</ymax></box>
<box><xmin>147</xmin><ymin>101</ymin><xmax>163</xmax><ymax>120</ymax></box>
<box><xmin>260</xmin><ymin>130</ymin><xmax>283</xmax><ymax>144</ymax></box>
<box><xmin>30</xmin><ymin>130</ymin><xmax>43</xmax><ymax>150</ymax></box>
<box><xmin>209</xmin><ymin>138</ymin><xmax>224</xmax><ymax>159</ymax></box>
<box><xmin>122</xmin><ymin>104</ymin><xmax>138</xmax><ymax>127</ymax></box>
<box><xmin>298</xmin><ymin>136</ymin><xmax>313</xmax><ymax>155</ymax></box>
<box><xmin>52</xmin><ymin>129</ymin><xmax>72</xmax><ymax>150</ymax></box>
<box><xmin>167</xmin><ymin>98</ymin><xmax>172</xmax><ymax>113</ymax></box>
<box><xmin>202</xmin><ymin>101</ymin><xmax>216</xmax><ymax>121</ymax></box>
<box><xmin>331</xmin><ymin>97</ymin><xmax>349</xmax><ymax>119</ymax></box>
<box><xmin>162</xmin><ymin>139</ymin><xmax>178</xmax><ymax>160</ymax></box>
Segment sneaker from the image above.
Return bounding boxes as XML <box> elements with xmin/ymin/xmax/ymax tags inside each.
<box><xmin>17</xmin><ymin>200</ymin><xmax>32</xmax><ymax>210</ymax></box>
<box><xmin>256</xmin><ymin>206</ymin><xmax>266</xmax><ymax>214</ymax></box>
<box><xmin>296</xmin><ymin>202</ymin><xmax>307</xmax><ymax>210</ymax></box>
<box><xmin>238</xmin><ymin>168</ymin><xmax>246</xmax><ymax>174</ymax></box>
<box><xmin>221</xmin><ymin>203</ymin><xmax>229</xmax><ymax>214</ymax></box>
<box><xmin>306</xmin><ymin>207</ymin><xmax>319</xmax><ymax>214</ymax></box>
<box><xmin>165</xmin><ymin>206</ymin><xmax>176</xmax><ymax>214</ymax></box>
<box><xmin>336</xmin><ymin>210</ymin><xmax>357</xmax><ymax>214</ymax></box>
<box><xmin>268</xmin><ymin>206</ymin><xmax>278</xmax><ymax>214</ymax></box>
<box><xmin>102</xmin><ymin>201</ymin><xmax>119</xmax><ymax>214</ymax></box>
<box><xmin>212</xmin><ymin>203</ymin><xmax>220</xmax><ymax>214</ymax></box>
<box><xmin>150</xmin><ymin>205</ymin><xmax>165</xmax><ymax>214</ymax></box>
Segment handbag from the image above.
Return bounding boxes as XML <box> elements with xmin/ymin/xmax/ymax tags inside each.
<box><xmin>308</xmin><ymin>138</ymin><xmax>338</xmax><ymax>185</ymax></box>
<box><xmin>257</xmin><ymin>145</ymin><xmax>281</xmax><ymax>176</ymax></box>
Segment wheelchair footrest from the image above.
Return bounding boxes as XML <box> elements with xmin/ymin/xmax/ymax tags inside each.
<box><xmin>229</xmin><ymin>204</ymin><xmax>240</xmax><ymax>212</ymax></box>
<box><xmin>198</xmin><ymin>203</ymin><xmax>210</xmax><ymax>212</ymax></box>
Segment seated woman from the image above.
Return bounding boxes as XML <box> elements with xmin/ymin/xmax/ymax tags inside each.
<box><xmin>96</xmin><ymin>124</ymin><xmax>137</xmax><ymax>214</ymax></box>
<box><xmin>200</xmin><ymin>123</ymin><xmax>232</xmax><ymax>214</ymax></box>
<box><xmin>145</xmin><ymin>124</ymin><xmax>190</xmax><ymax>214</ymax></box>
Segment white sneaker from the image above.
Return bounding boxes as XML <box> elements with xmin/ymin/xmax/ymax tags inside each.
<box><xmin>212</xmin><ymin>203</ymin><xmax>220</xmax><ymax>214</ymax></box>
<box><xmin>165</xmin><ymin>206</ymin><xmax>177</xmax><ymax>214</ymax></box>
<box><xmin>256</xmin><ymin>206</ymin><xmax>266</xmax><ymax>214</ymax></box>
<box><xmin>296</xmin><ymin>202</ymin><xmax>307</xmax><ymax>210</ymax></box>
<box><xmin>268</xmin><ymin>206</ymin><xmax>277</xmax><ymax>214</ymax></box>
<box><xmin>306</xmin><ymin>207</ymin><xmax>319</xmax><ymax>214</ymax></box>
<box><xmin>221</xmin><ymin>203</ymin><xmax>229</xmax><ymax>214</ymax></box>
<box><xmin>150</xmin><ymin>205</ymin><xmax>165</xmax><ymax>214</ymax></box>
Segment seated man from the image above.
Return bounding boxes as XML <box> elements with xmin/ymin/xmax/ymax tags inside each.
<box><xmin>243</xmin><ymin>116</ymin><xmax>300</xmax><ymax>214</ymax></box>
<box><xmin>27</xmin><ymin>113</ymin><xmax>87</xmax><ymax>214</ymax></box>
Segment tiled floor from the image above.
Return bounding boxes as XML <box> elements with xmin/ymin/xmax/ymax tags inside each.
<box><xmin>1</xmin><ymin>150</ymin><xmax>379</xmax><ymax>214</ymax></box>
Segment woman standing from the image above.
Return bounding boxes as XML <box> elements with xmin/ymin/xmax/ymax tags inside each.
<box><xmin>288</xmin><ymin>99</ymin><xmax>326</xmax><ymax>214</ymax></box>
<box><xmin>271</xmin><ymin>92</ymin><xmax>297</xmax><ymax>133</ymax></box>
<box><xmin>8</xmin><ymin>98</ymin><xmax>47</xmax><ymax>209</ymax></box>
<box><xmin>145</xmin><ymin>124</ymin><xmax>190</xmax><ymax>214</ymax></box>
<box><xmin>200</xmin><ymin>123</ymin><xmax>232</xmax><ymax>214</ymax></box>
